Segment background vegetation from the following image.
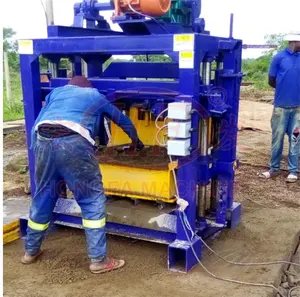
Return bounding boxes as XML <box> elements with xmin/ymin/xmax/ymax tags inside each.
<box><xmin>2</xmin><ymin>27</ymin><xmax>287</xmax><ymax>121</ymax></box>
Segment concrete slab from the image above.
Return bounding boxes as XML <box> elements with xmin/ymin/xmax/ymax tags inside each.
<box><xmin>3</xmin><ymin>119</ymin><xmax>25</xmax><ymax>134</ymax></box>
<box><xmin>3</xmin><ymin>197</ymin><xmax>30</xmax><ymax>226</ymax></box>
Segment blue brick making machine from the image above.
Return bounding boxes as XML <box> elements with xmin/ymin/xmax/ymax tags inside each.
<box><xmin>19</xmin><ymin>0</ymin><xmax>243</xmax><ymax>272</ymax></box>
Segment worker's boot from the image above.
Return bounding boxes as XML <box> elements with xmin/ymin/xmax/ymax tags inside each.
<box><xmin>89</xmin><ymin>257</ymin><xmax>125</xmax><ymax>274</ymax></box>
<box><xmin>21</xmin><ymin>250</ymin><xmax>43</xmax><ymax>264</ymax></box>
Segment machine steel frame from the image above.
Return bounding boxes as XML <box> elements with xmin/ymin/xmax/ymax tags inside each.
<box><xmin>19</xmin><ymin>23</ymin><xmax>242</xmax><ymax>272</ymax></box>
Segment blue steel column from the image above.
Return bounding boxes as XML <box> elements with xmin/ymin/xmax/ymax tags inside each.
<box><xmin>20</xmin><ymin>54</ymin><xmax>42</xmax><ymax>194</ymax></box>
<box><xmin>217</xmin><ymin>41</ymin><xmax>242</xmax><ymax>226</ymax></box>
<box><xmin>168</xmin><ymin>36</ymin><xmax>202</xmax><ymax>272</ymax></box>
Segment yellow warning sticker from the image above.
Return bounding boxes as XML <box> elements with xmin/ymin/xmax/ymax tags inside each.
<box><xmin>18</xmin><ymin>40</ymin><xmax>33</xmax><ymax>54</ymax></box>
<box><xmin>173</xmin><ymin>34</ymin><xmax>194</xmax><ymax>51</ymax></box>
<box><xmin>179</xmin><ymin>51</ymin><xmax>194</xmax><ymax>69</ymax></box>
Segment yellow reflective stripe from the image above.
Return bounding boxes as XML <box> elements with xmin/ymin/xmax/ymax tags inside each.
<box><xmin>28</xmin><ymin>219</ymin><xmax>50</xmax><ymax>231</ymax></box>
<box><xmin>82</xmin><ymin>218</ymin><xmax>106</xmax><ymax>229</ymax></box>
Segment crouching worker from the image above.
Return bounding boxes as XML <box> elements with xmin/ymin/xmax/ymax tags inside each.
<box><xmin>21</xmin><ymin>76</ymin><xmax>144</xmax><ymax>273</ymax></box>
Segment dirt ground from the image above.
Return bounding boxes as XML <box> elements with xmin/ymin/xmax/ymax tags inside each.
<box><xmin>3</xmin><ymin>99</ymin><xmax>300</xmax><ymax>297</ymax></box>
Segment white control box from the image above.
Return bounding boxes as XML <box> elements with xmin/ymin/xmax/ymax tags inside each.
<box><xmin>168</xmin><ymin>121</ymin><xmax>191</xmax><ymax>138</ymax></box>
<box><xmin>168</xmin><ymin>102</ymin><xmax>192</xmax><ymax>120</ymax></box>
<box><xmin>167</xmin><ymin>139</ymin><xmax>191</xmax><ymax>156</ymax></box>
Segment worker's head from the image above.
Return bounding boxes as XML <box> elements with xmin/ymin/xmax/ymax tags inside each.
<box><xmin>284</xmin><ymin>34</ymin><xmax>300</xmax><ymax>52</ymax></box>
<box><xmin>68</xmin><ymin>76</ymin><xmax>92</xmax><ymax>88</ymax></box>
<box><xmin>290</xmin><ymin>41</ymin><xmax>300</xmax><ymax>52</ymax></box>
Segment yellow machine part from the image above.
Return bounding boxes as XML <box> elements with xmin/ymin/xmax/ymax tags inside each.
<box><xmin>100</xmin><ymin>163</ymin><xmax>177</xmax><ymax>203</ymax></box>
<box><xmin>109</xmin><ymin>106</ymin><xmax>166</xmax><ymax>146</ymax></box>
<box><xmin>101</xmin><ymin>106</ymin><xmax>176</xmax><ymax>202</ymax></box>
<box><xmin>3</xmin><ymin>220</ymin><xmax>20</xmax><ymax>245</ymax></box>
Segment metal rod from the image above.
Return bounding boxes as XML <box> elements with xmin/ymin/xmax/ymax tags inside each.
<box><xmin>202</xmin><ymin>62</ymin><xmax>211</xmax><ymax>86</ymax></box>
<box><xmin>217</xmin><ymin>61</ymin><xmax>224</xmax><ymax>70</ymax></box>
<box><xmin>82</xmin><ymin>59</ymin><xmax>88</xmax><ymax>77</ymax></box>
<box><xmin>49</xmin><ymin>62</ymin><xmax>57</xmax><ymax>78</ymax></box>
<box><xmin>198</xmin><ymin>118</ymin><xmax>208</xmax><ymax>218</ymax></box>
<box><xmin>198</xmin><ymin>186</ymin><xmax>206</xmax><ymax>218</ymax></box>
<box><xmin>210</xmin><ymin>179</ymin><xmax>217</xmax><ymax>211</ymax></box>
<box><xmin>45</xmin><ymin>0</ymin><xmax>54</xmax><ymax>26</ymax></box>
<box><xmin>200</xmin><ymin>119</ymin><xmax>208</xmax><ymax>155</ymax></box>
<box><xmin>229</xmin><ymin>13</ymin><xmax>234</xmax><ymax>38</ymax></box>
<box><xmin>207</xmin><ymin>117</ymin><xmax>212</xmax><ymax>147</ymax></box>
<box><xmin>210</xmin><ymin>118</ymin><xmax>221</xmax><ymax>212</ymax></box>
<box><xmin>205</xmin><ymin>183</ymin><xmax>211</xmax><ymax>210</ymax></box>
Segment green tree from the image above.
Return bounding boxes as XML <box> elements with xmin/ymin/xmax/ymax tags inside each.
<box><xmin>242</xmin><ymin>33</ymin><xmax>288</xmax><ymax>89</ymax></box>
<box><xmin>133</xmin><ymin>55</ymin><xmax>172</xmax><ymax>62</ymax></box>
<box><xmin>3</xmin><ymin>27</ymin><xmax>20</xmax><ymax>71</ymax></box>
<box><xmin>3</xmin><ymin>27</ymin><xmax>24</xmax><ymax>120</ymax></box>
<box><xmin>3</xmin><ymin>27</ymin><xmax>17</xmax><ymax>52</ymax></box>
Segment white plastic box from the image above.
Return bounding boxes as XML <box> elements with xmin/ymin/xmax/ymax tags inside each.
<box><xmin>167</xmin><ymin>121</ymin><xmax>191</xmax><ymax>138</ymax></box>
<box><xmin>167</xmin><ymin>139</ymin><xmax>191</xmax><ymax>156</ymax></box>
<box><xmin>167</xmin><ymin>102</ymin><xmax>192</xmax><ymax>120</ymax></box>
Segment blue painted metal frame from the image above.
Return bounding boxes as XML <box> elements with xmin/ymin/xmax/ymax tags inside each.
<box><xmin>19</xmin><ymin>23</ymin><xmax>242</xmax><ymax>272</ymax></box>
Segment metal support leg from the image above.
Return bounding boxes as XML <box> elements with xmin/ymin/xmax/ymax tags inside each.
<box><xmin>20</xmin><ymin>54</ymin><xmax>41</xmax><ymax>195</ymax></box>
<box><xmin>168</xmin><ymin>50</ymin><xmax>202</xmax><ymax>272</ymax></box>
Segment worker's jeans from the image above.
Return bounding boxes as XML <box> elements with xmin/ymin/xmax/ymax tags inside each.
<box><xmin>270</xmin><ymin>107</ymin><xmax>300</xmax><ymax>173</ymax></box>
<box><xmin>25</xmin><ymin>134</ymin><xmax>107</xmax><ymax>262</ymax></box>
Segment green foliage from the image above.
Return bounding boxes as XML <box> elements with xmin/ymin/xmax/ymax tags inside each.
<box><xmin>3</xmin><ymin>28</ymin><xmax>20</xmax><ymax>72</ymax></box>
<box><xmin>3</xmin><ymin>71</ymin><xmax>24</xmax><ymax>121</ymax></box>
<box><xmin>133</xmin><ymin>55</ymin><xmax>172</xmax><ymax>62</ymax></box>
<box><xmin>3</xmin><ymin>27</ymin><xmax>17</xmax><ymax>52</ymax></box>
<box><xmin>3</xmin><ymin>27</ymin><xmax>24</xmax><ymax>120</ymax></box>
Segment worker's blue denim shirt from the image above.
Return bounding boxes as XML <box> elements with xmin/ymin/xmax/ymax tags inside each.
<box><xmin>269</xmin><ymin>48</ymin><xmax>300</xmax><ymax>108</ymax></box>
<box><xmin>31</xmin><ymin>85</ymin><xmax>138</xmax><ymax>148</ymax></box>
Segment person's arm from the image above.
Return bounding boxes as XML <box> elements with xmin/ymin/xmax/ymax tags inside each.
<box><xmin>99</xmin><ymin>95</ymin><xmax>144</xmax><ymax>149</ymax></box>
<box><xmin>268</xmin><ymin>54</ymin><xmax>280</xmax><ymax>88</ymax></box>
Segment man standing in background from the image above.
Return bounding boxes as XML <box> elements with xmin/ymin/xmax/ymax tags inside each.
<box><xmin>260</xmin><ymin>34</ymin><xmax>300</xmax><ymax>182</ymax></box>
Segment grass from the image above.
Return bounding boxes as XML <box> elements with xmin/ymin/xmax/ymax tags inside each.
<box><xmin>3</xmin><ymin>72</ymin><xmax>24</xmax><ymax>121</ymax></box>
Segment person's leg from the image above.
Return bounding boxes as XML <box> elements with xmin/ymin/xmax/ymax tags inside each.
<box><xmin>286</xmin><ymin>107</ymin><xmax>300</xmax><ymax>181</ymax></box>
<box><xmin>269</xmin><ymin>107</ymin><xmax>289</xmax><ymax>172</ymax></box>
<box><xmin>23</xmin><ymin>136</ymin><xmax>60</xmax><ymax>263</ymax></box>
<box><xmin>58</xmin><ymin>135</ymin><xmax>124</xmax><ymax>272</ymax></box>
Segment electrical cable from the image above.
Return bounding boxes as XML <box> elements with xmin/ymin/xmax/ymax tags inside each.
<box><xmin>198</xmin><ymin>235</ymin><xmax>300</xmax><ymax>268</ymax></box>
<box><xmin>126</xmin><ymin>2</ymin><xmax>170</xmax><ymax>34</ymax></box>
<box><xmin>156</xmin><ymin>125</ymin><xmax>168</xmax><ymax>146</ymax></box>
<box><xmin>168</xmin><ymin>155</ymin><xmax>286</xmax><ymax>297</ymax></box>
<box><xmin>155</xmin><ymin>108</ymin><xmax>169</xmax><ymax>129</ymax></box>
<box><xmin>178</xmin><ymin>212</ymin><xmax>285</xmax><ymax>297</ymax></box>
<box><xmin>288</xmin><ymin>286</ymin><xmax>300</xmax><ymax>297</ymax></box>
<box><xmin>156</xmin><ymin>110</ymin><xmax>297</xmax><ymax>297</ymax></box>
